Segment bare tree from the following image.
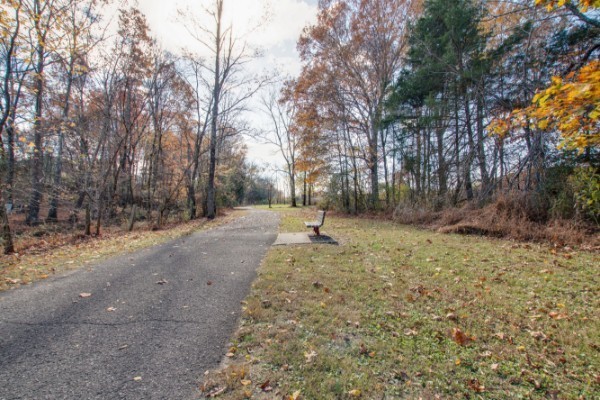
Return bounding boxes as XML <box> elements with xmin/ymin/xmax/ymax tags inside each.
<box><xmin>47</xmin><ymin>0</ymin><xmax>102</xmax><ymax>221</ymax></box>
<box><xmin>0</xmin><ymin>0</ymin><xmax>25</xmax><ymax>253</ymax></box>
<box><xmin>258</xmin><ymin>85</ymin><xmax>299</xmax><ymax>207</ymax></box>
<box><xmin>179</xmin><ymin>0</ymin><xmax>268</xmax><ymax>219</ymax></box>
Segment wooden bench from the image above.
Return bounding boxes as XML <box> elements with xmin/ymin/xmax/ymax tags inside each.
<box><xmin>305</xmin><ymin>210</ymin><xmax>326</xmax><ymax>236</ymax></box>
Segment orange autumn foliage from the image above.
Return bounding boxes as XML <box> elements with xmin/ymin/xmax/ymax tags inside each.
<box><xmin>535</xmin><ymin>0</ymin><xmax>600</xmax><ymax>12</ymax></box>
<box><xmin>490</xmin><ymin>60</ymin><xmax>599</xmax><ymax>153</ymax></box>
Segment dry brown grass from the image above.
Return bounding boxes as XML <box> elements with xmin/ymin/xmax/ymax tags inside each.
<box><xmin>393</xmin><ymin>194</ymin><xmax>599</xmax><ymax>249</ymax></box>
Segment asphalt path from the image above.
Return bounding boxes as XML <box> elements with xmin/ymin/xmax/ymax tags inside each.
<box><xmin>0</xmin><ymin>209</ymin><xmax>279</xmax><ymax>400</ymax></box>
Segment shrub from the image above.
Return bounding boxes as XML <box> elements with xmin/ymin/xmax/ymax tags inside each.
<box><xmin>570</xmin><ymin>166</ymin><xmax>600</xmax><ymax>224</ymax></box>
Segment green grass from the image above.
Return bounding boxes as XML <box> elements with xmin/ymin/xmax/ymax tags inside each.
<box><xmin>203</xmin><ymin>209</ymin><xmax>599</xmax><ymax>399</ymax></box>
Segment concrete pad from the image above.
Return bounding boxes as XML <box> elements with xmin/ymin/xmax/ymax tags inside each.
<box><xmin>273</xmin><ymin>232</ymin><xmax>338</xmax><ymax>246</ymax></box>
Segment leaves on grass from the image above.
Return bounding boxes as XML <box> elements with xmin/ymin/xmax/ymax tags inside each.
<box><xmin>288</xmin><ymin>390</ymin><xmax>301</xmax><ymax>400</ymax></box>
<box><xmin>529</xmin><ymin>330</ymin><xmax>548</xmax><ymax>341</ymax></box>
<box><xmin>404</xmin><ymin>328</ymin><xmax>418</xmax><ymax>336</ymax></box>
<box><xmin>304</xmin><ymin>350</ymin><xmax>317</xmax><ymax>363</ymax></box>
<box><xmin>549</xmin><ymin>311</ymin><xmax>568</xmax><ymax>320</ymax></box>
<box><xmin>446</xmin><ymin>312</ymin><xmax>458</xmax><ymax>321</ymax></box>
<box><xmin>260</xmin><ymin>380</ymin><xmax>273</xmax><ymax>392</ymax></box>
<box><xmin>206</xmin><ymin>386</ymin><xmax>226</xmax><ymax>397</ymax></box>
<box><xmin>468</xmin><ymin>378</ymin><xmax>485</xmax><ymax>392</ymax></box>
<box><xmin>240</xmin><ymin>379</ymin><xmax>251</xmax><ymax>386</ymax></box>
<box><xmin>451</xmin><ymin>327</ymin><xmax>474</xmax><ymax>345</ymax></box>
<box><xmin>348</xmin><ymin>388</ymin><xmax>362</xmax><ymax>397</ymax></box>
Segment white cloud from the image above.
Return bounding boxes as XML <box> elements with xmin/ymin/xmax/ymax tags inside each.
<box><xmin>137</xmin><ymin>0</ymin><xmax>316</xmax><ymax>75</ymax></box>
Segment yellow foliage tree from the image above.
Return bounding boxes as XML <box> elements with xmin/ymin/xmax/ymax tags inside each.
<box><xmin>490</xmin><ymin>1</ymin><xmax>599</xmax><ymax>153</ymax></box>
<box><xmin>531</xmin><ymin>61</ymin><xmax>599</xmax><ymax>151</ymax></box>
<box><xmin>535</xmin><ymin>0</ymin><xmax>600</xmax><ymax>12</ymax></box>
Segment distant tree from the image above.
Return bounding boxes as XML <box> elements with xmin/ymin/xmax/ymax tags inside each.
<box><xmin>258</xmin><ymin>84</ymin><xmax>300</xmax><ymax>207</ymax></box>
<box><xmin>298</xmin><ymin>0</ymin><xmax>418</xmax><ymax>210</ymax></box>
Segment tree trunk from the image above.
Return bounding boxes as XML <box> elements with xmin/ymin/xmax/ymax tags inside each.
<box><xmin>128</xmin><ymin>204</ymin><xmax>137</xmax><ymax>231</ymax></box>
<box><xmin>475</xmin><ymin>92</ymin><xmax>489</xmax><ymax>197</ymax></box>
<box><xmin>380</xmin><ymin>128</ymin><xmax>390</xmax><ymax>209</ymax></box>
<box><xmin>6</xmin><ymin>121</ymin><xmax>15</xmax><ymax>207</ymax></box>
<box><xmin>435</xmin><ymin>118</ymin><xmax>447</xmax><ymax>200</ymax></box>
<box><xmin>302</xmin><ymin>171</ymin><xmax>307</xmax><ymax>206</ymax></box>
<box><xmin>463</xmin><ymin>94</ymin><xmax>475</xmax><ymax>201</ymax></box>
<box><xmin>289</xmin><ymin>169</ymin><xmax>297</xmax><ymax>207</ymax></box>
<box><xmin>0</xmin><ymin>181</ymin><xmax>15</xmax><ymax>254</ymax></box>
<box><xmin>48</xmin><ymin>62</ymin><xmax>74</xmax><ymax>222</ymax></box>
<box><xmin>187</xmin><ymin>182</ymin><xmax>196</xmax><ymax>219</ymax></box>
<box><xmin>26</xmin><ymin>42</ymin><xmax>46</xmax><ymax>226</ymax></box>
<box><xmin>205</xmin><ymin>1</ymin><xmax>223</xmax><ymax>220</ymax></box>
<box><xmin>85</xmin><ymin>202</ymin><xmax>91</xmax><ymax>236</ymax></box>
<box><xmin>369</xmin><ymin>122</ymin><xmax>379</xmax><ymax>210</ymax></box>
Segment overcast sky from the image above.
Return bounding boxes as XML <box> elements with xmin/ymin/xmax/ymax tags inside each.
<box><xmin>134</xmin><ymin>0</ymin><xmax>319</xmax><ymax>168</ymax></box>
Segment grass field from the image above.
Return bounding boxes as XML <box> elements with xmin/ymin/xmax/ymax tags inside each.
<box><xmin>202</xmin><ymin>208</ymin><xmax>599</xmax><ymax>399</ymax></box>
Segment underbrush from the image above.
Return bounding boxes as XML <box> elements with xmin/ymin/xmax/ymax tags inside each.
<box><xmin>393</xmin><ymin>193</ymin><xmax>599</xmax><ymax>249</ymax></box>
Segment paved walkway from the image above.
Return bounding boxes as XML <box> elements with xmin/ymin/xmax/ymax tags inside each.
<box><xmin>0</xmin><ymin>210</ymin><xmax>279</xmax><ymax>400</ymax></box>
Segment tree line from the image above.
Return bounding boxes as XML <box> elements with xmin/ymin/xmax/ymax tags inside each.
<box><xmin>273</xmin><ymin>0</ymin><xmax>598</xmax><ymax>223</ymax></box>
<box><xmin>0</xmin><ymin>0</ymin><xmax>275</xmax><ymax>254</ymax></box>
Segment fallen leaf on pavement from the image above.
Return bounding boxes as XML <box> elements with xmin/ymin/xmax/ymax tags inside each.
<box><xmin>133</xmin><ymin>376</ymin><xmax>142</xmax><ymax>381</ymax></box>
<box><xmin>79</xmin><ymin>293</ymin><xmax>92</xmax><ymax>298</ymax></box>
<box><xmin>156</xmin><ymin>279</ymin><xmax>168</xmax><ymax>285</ymax></box>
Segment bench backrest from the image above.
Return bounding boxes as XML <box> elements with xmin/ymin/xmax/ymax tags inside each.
<box><xmin>317</xmin><ymin>210</ymin><xmax>326</xmax><ymax>225</ymax></box>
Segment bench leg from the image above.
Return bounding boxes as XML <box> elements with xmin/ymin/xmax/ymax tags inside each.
<box><xmin>313</xmin><ymin>226</ymin><xmax>320</xmax><ymax>236</ymax></box>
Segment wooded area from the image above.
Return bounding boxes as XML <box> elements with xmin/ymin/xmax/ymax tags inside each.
<box><xmin>281</xmin><ymin>0</ymin><xmax>598</xmax><ymax>230</ymax></box>
<box><xmin>0</xmin><ymin>0</ymin><xmax>279</xmax><ymax>254</ymax></box>
<box><xmin>0</xmin><ymin>0</ymin><xmax>598</xmax><ymax>255</ymax></box>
